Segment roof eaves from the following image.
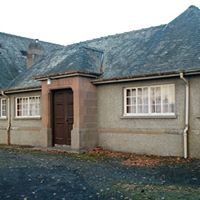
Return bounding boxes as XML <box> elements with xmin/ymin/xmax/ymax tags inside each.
<box><xmin>93</xmin><ymin>69</ymin><xmax>200</xmax><ymax>85</ymax></box>
<box><xmin>35</xmin><ymin>70</ymin><xmax>102</xmax><ymax>81</ymax></box>
<box><xmin>4</xmin><ymin>86</ymin><xmax>41</xmax><ymax>94</ymax></box>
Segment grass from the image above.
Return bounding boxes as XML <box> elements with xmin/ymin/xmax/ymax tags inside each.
<box><xmin>0</xmin><ymin>144</ymin><xmax>109</xmax><ymax>162</ymax></box>
<box><xmin>0</xmin><ymin>144</ymin><xmax>194</xmax><ymax>166</ymax></box>
<box><xmin>111</xmin><ymin>183</ymin><xmax>200</xmax><ymax>200</ymax></box>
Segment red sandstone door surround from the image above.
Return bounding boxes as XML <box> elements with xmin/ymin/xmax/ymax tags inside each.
<box><xmin>41</xmin><ymin>76</ymin><xmax>97</xmax><ymax>150</ymax></box>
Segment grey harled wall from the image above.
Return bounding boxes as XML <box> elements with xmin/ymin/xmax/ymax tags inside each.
<box><xmin>9</xmin><ymin>91</ymin><xmax>44</xmax><ymax>146</ymax></box>
<box><xmin>97</xmin><ymin>77</ymin><xmax>200</xmax><ymax>157</ymax></box>
<box><xmin>188</xmin><ymin>76</ymin><xmax>200</xmax><ymax>158</ymax></box>
<box><xmin>0</xmin><ymin>91</ymin><xmax>44</xmax><ymax>146</ymax></box>
<box><xmin>0</xmin><ymin>118</ymin><xmax>7</xmax><ymax>144</ymax></box>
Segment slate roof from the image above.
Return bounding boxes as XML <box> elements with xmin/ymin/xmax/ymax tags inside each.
<box><xmin>88</xmin><ymin>5</ymin><xmax>200</xmax><ymax>80</ymax></box>
<box><xmin>5</xmin><ymin>45</ymin><xmax>103</xmax><ymax>91</ymax></box>
<box><xmin>0</xmin><ymin>33</ymin><xmax>62</xmax><ymax>89</ymax></box>
<box><xmin>1</xmin><ymin>5</ymin><xmax>200</xmax><ymax>91</ymax></box>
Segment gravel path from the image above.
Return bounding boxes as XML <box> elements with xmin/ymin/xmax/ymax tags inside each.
<box><xmin>0</xmin><ymin>148</ymin><xmax>200</xmax><ymax>200</ymax></box>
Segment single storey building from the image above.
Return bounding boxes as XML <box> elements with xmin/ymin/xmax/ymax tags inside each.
<box><xmin>0</xmin><ymin>6</ymin><xmax>200</xmax><ymax>158</ymax></box>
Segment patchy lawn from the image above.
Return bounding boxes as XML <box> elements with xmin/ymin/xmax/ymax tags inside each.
<box><xmin>0</xmin><ymin>145</ymin><xmax>199</xmax><ymax>200</ymax></box>
<box><xmin>113</xmin><ymin>183</ymin><xmax>200</xmax><ymax>200</ymax></box>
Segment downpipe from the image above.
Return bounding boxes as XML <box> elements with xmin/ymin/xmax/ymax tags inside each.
<box><xmin>1</xmin><ymin>91</ymin><xmax>11</xmax><ymax>145</ymax></box>
<box><xmin>180</xmin><ymin>73</ymin><xmax>189</xmax><ymax>159</ymax></box>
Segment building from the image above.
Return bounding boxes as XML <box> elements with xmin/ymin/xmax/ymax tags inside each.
<box><xmin>0</xmin><ymin>6</ymin><xmax>200</xmax><ymax>158</ymax></box>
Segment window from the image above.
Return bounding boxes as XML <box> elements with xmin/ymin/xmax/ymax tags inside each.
<box><xmin>124</xmin><ymin>84</ymin><xmax>175</xmax><ymax>116</ymax></box>
<box><xmin>0</xmin><ymin>98</ymin><xmax>6</xmax><ymax>118</ymax></box>
<box><xmin>16</xmin><ymin>96</ymin><xmax>40</xmax><ymax>117</ymax></box>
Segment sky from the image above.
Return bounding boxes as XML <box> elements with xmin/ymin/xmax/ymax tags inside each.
<box><xmin>1</xmin><ymin>0</ymin><xmax>200</xmax><ymax>45</ymax></box>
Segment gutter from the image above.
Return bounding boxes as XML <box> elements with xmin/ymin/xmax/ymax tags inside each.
<box><xmin>5</xmin><ymin>87</ymin><xmax>41</xmax><ymax>94</ymax></box>
<box><xmin>1</xmin><ymin>91</ymin><xmax>11</xmax><ymax>145</ymax></box>
<box><xmin>93</xmin><ymin>73</ymin><xmax>180</xmax><ymax>84</ymax></box>
<box><xmin>93</xmin><ymin>70</ymin><xmax>200</xmax><ymax>85</ymax></box>
<box><xmin>35</xmin><ymin>72</ymin><xmax>100</xmax><ymax>81</ymax></box>
<box><xmin>180</xmin><ymin>72</ymin><xmax>189</xmax><ymax>159</ymax></box>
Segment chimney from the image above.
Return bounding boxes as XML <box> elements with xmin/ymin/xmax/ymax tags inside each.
<box><xmin>27</xmin><ymin>39</ymin><xmax>44</xmax><ymax>68</ymax></box>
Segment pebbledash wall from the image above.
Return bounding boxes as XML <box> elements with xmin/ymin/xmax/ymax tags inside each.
<box><xmin>0</xmin><ymin>91</ymin><xmax>43</xmax><ymax>146</ymax></box>
<box><xmin>96</xmin><ymin>75</ymin><xmax>200</xmax><ymax>158</ymax></box>
<box><xmin>1</xmin><ymin>75</ymin><xmax>200</xmax><ymax>158</ymax></box>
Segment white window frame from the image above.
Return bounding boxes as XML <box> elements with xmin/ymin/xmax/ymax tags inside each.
<box><xmin>0</xmin><ymin>98</ymin><xmax>7</xmax><ymax>118</ymax></box>
<box><xmin>15</xmin><ymin>96</ymin><xmax>40</xmax><ymax>118</ymax></box>
<box><xmin>124</xmin><ymin>84</ymin><xmax>175</xmax><ymax>117</ymax></box>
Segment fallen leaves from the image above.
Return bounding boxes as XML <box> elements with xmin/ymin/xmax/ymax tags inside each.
<box><xmin>87</xmin><ymin>146</ymin><xmax>193</xmax><ymax>167</ymax></box>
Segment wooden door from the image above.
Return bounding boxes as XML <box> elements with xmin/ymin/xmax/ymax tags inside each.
<box><xmin>53</xmin><ymin>89</ymin><xmax>73</xmax><ymax>145</ymax></box>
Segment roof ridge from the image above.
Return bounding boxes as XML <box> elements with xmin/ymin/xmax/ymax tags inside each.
<box><xmin>167</xmin><ymin>5</ymin><xmax>200</xmax><ymax>24</ymax></box>
<box><xmin>188</xmin><ymin>5</ymin><xmax>199</xmax><ymax>11</ymax></box>
<box><xmin>64</xmin><ymin>24</ymin><xmax>165</xmax><ymax>48</ymax></box>
<box><xmin>0</xmin><ymin>32</ymin><xmax>64</xmax><ymax>47</ymax></box>
<box><xmin>81</xmin><ymin>46</ymin><xmax>104</xmax><ymax>53</ymax></box>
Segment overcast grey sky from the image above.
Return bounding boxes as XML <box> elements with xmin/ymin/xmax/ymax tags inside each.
<box><xmin>1</xmin><ymin>0</ymin><xmax>200</xmax><ymax>45</ymax></box>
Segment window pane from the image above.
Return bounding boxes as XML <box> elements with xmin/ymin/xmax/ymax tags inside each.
<box><xmin>169</xmin><ymin>103</ymin><xmax>175</xmax><ymax>113</ymax></box>
<box><xmin>142</xmin><ymin>88</ymin><xmax>148</xmax><ymax>113</ymax></box>
<box><xmin>143</xmin><ymin>96</ymin><xmax>148</xmax><ymax>105</ymax></box>
<box><xmin>151</xmin><ymin>104</ymin><xmax>156</xmax><ymax>113</ymax></box>
<box><xmin>143</xmin><ymin>105</ymin><xmax>148</xmax><ymax>113</ymax></box>
<box><xmin>131</xmin><ymin>89</ymin><xmax>136</xmax><ymax>97</ymax></box>
<box><xmin>151</xmin><ymin>87</ymin><xmax>161</xmax><ymax>113</ymax></box>
<box><xmin>126</xmin><ymin>97</ymin><xmax>131</xmax><ymax>105</ymax></box>
<box><xmin>163</xmin><ymin>104</ymin><xmax>168</xmax><ymax>113</ymax></box>
<box><xmin>22</xmin><ymin>98</ymin><xmax>28</xmax><ymax>116</ymax></box>
<box><xmin>132</xmin><ymin>106</ymin><xmax>136</xmax><ymax>113</ymax></box>
<box><xmin>161</xmin><ymin>85</ymin><xmax>175</xmax><ymax>114</ymax></box>
<box><xmin>137</xmin><ymin>96</ymin><xmax>142</xmax><ymax>104</ymax></box>
<box><xmin>150</xmin><ymin>88</ymin><xmax>156</xmax><ymax>113</ymax></box>
<box><xmin>156</xmin><ymin>87</ymin><xmax>161</xmax><ymax>104</ymax></box>
<box><xmin>138</xmin><ymin>105</ymin><xmax>142</xmax><ymax>113</ymax></box>
<box><xmin>127</xmin><ymin>106</ymin><xmax>131</xmax><ymax>113</ymax></box>
<box><xmin>126</xmin><ymin>89</ymin><xmax>131</xmax><ymax>97</ymax></box>
<box><xmin>2</xmin><ymin>99</ymin><xmax>6</xmax><ymax>117</ymax></box>
<box><xmin>156</xmin><ymin>105</ymin><xmax>161</xmax><ymax>113</ymax></box>
<box><xmin>30</xmin><ymin>97</ymin><xmax>35</xmax><ymax>116</ymax></box>
<box><xmin>16</xmin><ymin>98</ymin><xmax>22</xmax><ymax>116</ymax></box>
<box><xmin>138</xmin><ymin>88</ymin><xmax>142</xmax><ymax>96</ymax></box>
<box><xmin>0</xmin><ymin>99</ymin><xmax>6</xmax><ymax>117</ymax></box>
<box><xmin>29</xmin><ymin>97</ymin><xmax>40</xmax><ymax>116</ymax></box>
<box><xmin>132</xmin><ymin>97</ymin><xmax>136</xmax><ymax>105</ymax></box>
<box><xmin>168</xmin><ymin>85</ymin><xmax>175</xmax><ymax>113</ymax></box>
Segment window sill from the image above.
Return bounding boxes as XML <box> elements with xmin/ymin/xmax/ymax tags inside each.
<box><xmin>121</xmin><ymin>114</ymin><xmax>177</xmax><ymax>119</ymax></box>
<box><xmin>14</xmin><ymin>117</ymin><xmax>41</xmax><ymax>120</ymax></box>
<box><xmin>0</xmin><ymin>117</ymin><xmax>7</xmax><ymax>120</ymax></box>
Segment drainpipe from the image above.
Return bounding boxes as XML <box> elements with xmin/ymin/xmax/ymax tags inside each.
<box><xmin>180</xmin><ymin>72</ymin><xmax>189</xmax><ymax>159</ymax></box>
<box><xmin>1</xmin><ymin>91</ymin><xmax>11</xmax><ymax>145</ymax></box>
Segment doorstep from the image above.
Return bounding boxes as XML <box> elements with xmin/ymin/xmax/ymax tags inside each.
<box><xmin>32</xmin><ymin>145</ymin><xmax>84</xmax><ymax>154</ymax></box>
